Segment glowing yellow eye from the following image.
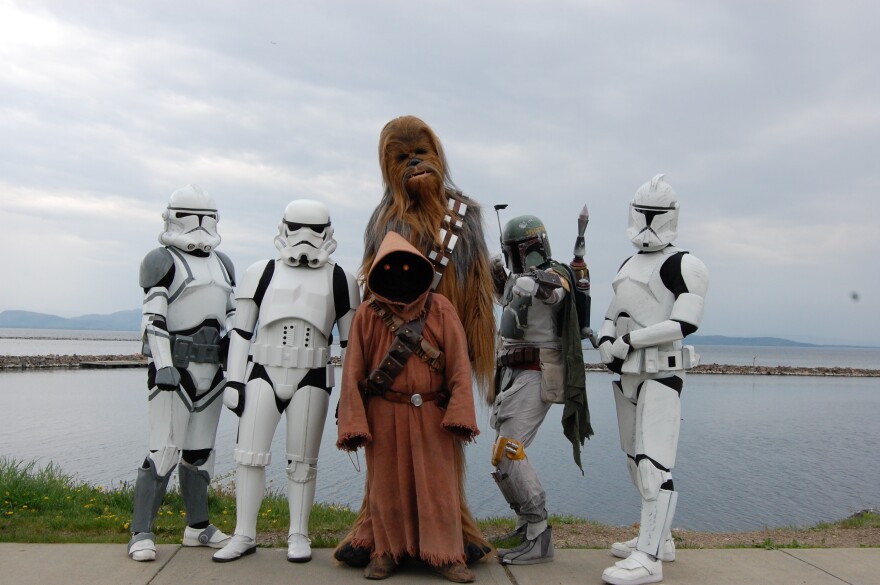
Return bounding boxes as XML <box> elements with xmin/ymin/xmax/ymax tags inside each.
<box><xmin>383</xmin><ymin>264</ymin><xmax>391</xmax><ymax>271</ymax></box>
<box><xmin>402</xmin><ymin>264</ymin><xmax>410</xmax><ymax>271</ymax></box>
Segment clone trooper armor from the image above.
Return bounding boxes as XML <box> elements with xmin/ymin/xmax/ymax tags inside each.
<box><xmin>128</xmin><ymin>184</ymin><xmax>235</xmax><ymax>562</ymax></box>
<box><xmin>598</xmin><ymin>175</ymin><xmax>709</xmax><ymax>585</ymax></box>
<box><xmin>490</xmin><ymin>215</ymin><xmax>585</xmax><ymax>565</ymax></box>
<box><xmin>213</xmin><ymin>200</ymin><xmax>360</xmax><ymax>564</ymax></box>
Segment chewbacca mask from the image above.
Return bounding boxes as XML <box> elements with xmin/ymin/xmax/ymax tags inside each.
<box><xmin>362</xmin><ymin>115</ymin><xmax>496</xmax><ymax>403</ymax></box>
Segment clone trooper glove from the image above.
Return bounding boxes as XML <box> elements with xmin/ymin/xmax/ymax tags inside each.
<box><xmin>223</xmin><ymin>381</ymin><xmax>246</xmax><ymax>417</ymax></box>
<box><xmin>155</xmin><ymin>366</ymin><xmax>181</xmax><ymax>391</ymax></box>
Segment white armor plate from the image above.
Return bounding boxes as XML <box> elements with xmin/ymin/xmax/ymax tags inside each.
<box><xmin>165</xmin><ymin>248</ymin><xmax>234</xmax><ymax>332</ymax></box>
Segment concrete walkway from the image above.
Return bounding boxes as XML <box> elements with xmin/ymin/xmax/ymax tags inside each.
<box><xmin>1</xmin><ymin>544</ymin><xmax>878</xmax><ymax>585</ymax></box>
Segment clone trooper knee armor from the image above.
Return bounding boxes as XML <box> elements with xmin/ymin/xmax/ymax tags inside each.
<box><xmin>129</xmin><ymin>184</ymin><xmax>235</xmax><ymax>561</ymax></box>
<box><xmin>599</xmin><ymin>175</ymin><xmax>709</xmax><ymax>585</ymax></box>
<box><xmin>213</xmin><ymin>199</ymin><xmax>360</xmax><ymax>564</ymax></box>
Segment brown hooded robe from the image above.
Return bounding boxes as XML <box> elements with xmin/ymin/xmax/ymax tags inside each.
<box><xmin>336</xmin><ymin>231</ymin><xmax>488</xmax><ymax>566</ymax></box>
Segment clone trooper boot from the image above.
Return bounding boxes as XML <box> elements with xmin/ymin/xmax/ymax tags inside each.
<box><xmin>611</xmin><ymin>536</ymin><xmax>675</xmax><ymax>562</ymax></box>
<box><xmin>183</xmin><ymin>524</ymin><xmax>231</xmax><ymax>548</ymax></box>
<box><xmin>212</xmin><ymin>534</ymin><xmax>257</xmax><ymax>562</ymax></box>
<box><xmin>498</xmin><ymin>525</ymin><xmax>554</xmax><ymax>565</ymax></box>
<box><xmin>127</xmin><ymin>532</ymin><xmax>156</xmax><ymax>562</ymax></box>
<box><xmin>602</xmin><ymin>550</ymin><xmax>662</xmax><ymax>585</ymax></box>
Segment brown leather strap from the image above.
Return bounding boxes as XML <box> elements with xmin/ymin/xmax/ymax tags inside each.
<box><xmin>358</xmin><ymin>379</ymin><xmax>446</xmax><ymax>407</ymax></box>
<box><xmin>359</xmin><ymin>295</ymin><xmax>448</xmax><ymax>406</ymax></box>
<box><xmin>367</xmin><ymin>296</ymin><xmax>444</xmax><ymax>373</ymax></box>
<box><xmin>496</xmin><ymin>346</ymin><xmax>541</xmax><ymax>368</ymax></box>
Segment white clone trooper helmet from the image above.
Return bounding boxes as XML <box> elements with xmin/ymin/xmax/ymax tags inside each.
<box><xmin>159</xmin><ymin>184</ymin><xmax>221</xmax><ymax>253</ymax></box>
<box><xmin>627</xmin><ymin>173</ymin><xmax>680</xmax><ymax>251</ymax></box>
<box><xmin>274</xmin><ymin>199</ymin><xmax>337</xmax><ymax>267</ymax></box>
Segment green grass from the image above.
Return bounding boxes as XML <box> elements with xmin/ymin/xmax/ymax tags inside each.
<box><xmin>2</xmin><ymin>457</ymin><xmax>877</xmax><ymax>547</ymax></box>
<box><xmin>0</xmin><ymin>457</ymin><xmax>356</xmax><ymax>545</ymax></box>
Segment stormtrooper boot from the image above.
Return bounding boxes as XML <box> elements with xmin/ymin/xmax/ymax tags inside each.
<box><xmin>611</xmin><ymin>536</ymin><xmax>675</xmax><ymax>562</ymax></box>
<box><xmin>211</xmin><ymin>464</ymin><xmax>263</xmax><ymax>562</ymax></box>
<box><xmin>212</xmin><ymin>534</ymin><xmax>257</xmax><ymax>562</ymax></box>
<box><xmin>602</xmin><ymin>550</ymin><xmax>662</xmax><ymax>585</ymax></box>
<box><xmin>286</xmin><ymin>470</ymin><xmax>316</xmax><ymax>562</ymax></box>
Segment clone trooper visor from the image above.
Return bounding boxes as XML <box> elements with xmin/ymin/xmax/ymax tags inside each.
<box><xmin>627</xmin><ymin>203</ymin><xmax>679</xmax><ymax>251</ymax></box>
<box><xmin>161</xmin><ymin>207</ymin><xmax>221</xmax><ymax>252</ymax></box>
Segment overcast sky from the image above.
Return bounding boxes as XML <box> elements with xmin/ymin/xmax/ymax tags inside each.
<box><xmin>1</xmin><ymin>0</ymin><xmax>877</xmax><ymax>346</ymax></box>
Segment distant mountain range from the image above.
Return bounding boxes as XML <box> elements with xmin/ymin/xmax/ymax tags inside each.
<box><xmin>0</xmin><ymin>309</ymin><xmax>141</xmax><ymax>331</ymax></box>
<box><xmin>686</xmin><ymin>334</ymin><xmax>817</xmax><ymax>348</ymax></box>
<box><xmin>0</xmin><ymin>309</ymin><xmax>840</xmax><ymax>347</ymax></box>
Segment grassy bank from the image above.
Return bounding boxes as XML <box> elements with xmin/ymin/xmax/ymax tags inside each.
<box><xmin>2</xmin><ymin>458</ymin><xmax>877</xmax><ymax>548</ymax></box>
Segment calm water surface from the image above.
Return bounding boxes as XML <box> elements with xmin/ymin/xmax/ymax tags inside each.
<box><xmin>1</xmin><ymin>365</ymin><xmax>877</xmax><ymax>532</ymax></box>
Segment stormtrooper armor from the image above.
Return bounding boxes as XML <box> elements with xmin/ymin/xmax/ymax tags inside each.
<box><xmin>599</xmin><ymin>175</ymin><xmax>709</xmax><ymax>585</ymax></box>
<box><xmin>128</xmin><ymin>185</ymin><xmax>235</xmax><ymax>562</ymax></box>
<box><xmin>213</xmin><ymin>199</ymin><xmax>360</xmax><ymax>564</ymax></box>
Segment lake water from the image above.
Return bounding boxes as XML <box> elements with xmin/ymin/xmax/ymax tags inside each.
<box><xmin>1</xmin><ymin>329</ymin><xmax>879</xmax><ymax>532</ymax></box>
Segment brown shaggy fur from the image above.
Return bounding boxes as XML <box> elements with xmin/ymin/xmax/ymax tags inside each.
<box><xmin>362</xmin><ymin>115</ymin><xmax>496</xmax><ymax>403</ymax></box>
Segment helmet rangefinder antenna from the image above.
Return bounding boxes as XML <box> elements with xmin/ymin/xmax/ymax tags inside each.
<box><xmin>493</xmin><ymin>204</ymin><xmax>508</xmax><ymax>247</ymax></box>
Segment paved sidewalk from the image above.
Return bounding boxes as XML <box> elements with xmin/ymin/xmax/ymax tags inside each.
<box><xmin>1</xmin><ymin>544</ymin><xmax>877</xmax><ymax>585</ymax></box>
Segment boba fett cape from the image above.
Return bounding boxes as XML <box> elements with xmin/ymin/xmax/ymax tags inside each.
<box><xmin>549</xmin><ymin>260</ymin><xmax>593</xmax><ymax>472</ymax></box>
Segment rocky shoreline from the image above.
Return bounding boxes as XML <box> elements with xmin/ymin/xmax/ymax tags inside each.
<box><xmin>2</xmin><ymin>354</ymin><xmax>879</xmax><ymax>377</ymax></box>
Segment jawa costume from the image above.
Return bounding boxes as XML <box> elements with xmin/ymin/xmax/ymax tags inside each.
<box><xmin>336</xmin><ymin>231</ymin><xmax>490</xmax><ymax>583</ymax></box>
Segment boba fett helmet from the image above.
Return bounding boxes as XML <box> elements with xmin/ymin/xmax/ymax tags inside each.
<box><xmin>502</xmin><ymin>215</ymin><xmax>552</xmax><ymax>274</ymax></box>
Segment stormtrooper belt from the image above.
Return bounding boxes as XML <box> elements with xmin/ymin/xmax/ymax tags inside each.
<box><xmin>623</xmin><ymin>347</ymin><xmax>690</xmax><ymax>374</ymax></box>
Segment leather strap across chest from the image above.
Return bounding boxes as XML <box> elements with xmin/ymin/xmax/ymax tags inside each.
<box><xmin>358</xmin><ymin>295</ymin><xmax>447</xmax><ymax>406</ymax></box>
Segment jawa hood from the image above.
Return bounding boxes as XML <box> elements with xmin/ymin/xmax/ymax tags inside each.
<box><xmin>368</xmin><ymin>231</ymin><xmax>434</xmax><ymax>320</ymax></box>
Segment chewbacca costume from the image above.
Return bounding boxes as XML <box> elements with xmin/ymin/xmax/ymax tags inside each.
<box><xmin>361</xmin><ymin>115</ymin><xmax>495</xmax><ymax>403</ymax></box>
<box><xmin>336</xmin><ymin>232</ymin><xmax>490</xmax><ymax>578</ymax></box>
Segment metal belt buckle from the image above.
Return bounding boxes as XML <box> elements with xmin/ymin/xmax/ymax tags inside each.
<box><xmin>410</xmin><ymin>394</ymin><xmax>423</xmax><ymax>407</ymax></box>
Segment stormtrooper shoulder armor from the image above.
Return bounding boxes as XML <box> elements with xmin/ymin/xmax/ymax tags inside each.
<box><xmin>140</xmin><ymin>248</ymin><xmax>175</xmax><ymax>290</ymax></box>
<box><xmin>236</xmin><ymin>259</ymin><xmax>276</xmax><ymax>302</ymax></box>
<box><xmin>333</xmin><ymin>264</ymin><xmax>359</xmax><ymax>322</ymax></box>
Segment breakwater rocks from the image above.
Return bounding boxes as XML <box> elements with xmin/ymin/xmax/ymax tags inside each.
<box><xmin>1</xmin><ymin>354</ymin><xmax>878</xmax><ymax>377</ymax></box>
<box><xmin>0</xmin><ymin>354</ymin><xmax>146</xmax><ymax>369</ymax></box>
<box><xmin>586</xmin><ymin>362</ymin><xmax>880</xmax><ymax>377</ymax></box>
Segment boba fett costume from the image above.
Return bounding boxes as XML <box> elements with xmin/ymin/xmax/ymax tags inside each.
<box><xmin>489</xmin><ymin>215</ymin><xmax>592</xmax><ymax>565</ymax></box>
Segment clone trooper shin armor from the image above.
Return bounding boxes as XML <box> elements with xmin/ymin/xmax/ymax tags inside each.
<box><xmin>214</xmin><ymin>200</ymin><xmax>360</xmax><ymax>564</ymax></box>
<box><xmin>599</xmin><ymin>175</ymin><xmax>709</xmax><ymax>585</ymax></box>
<box><xmin>129</xmin><ymin>185</ymin><xmax>235</xmax><ymax>561</ymax></box>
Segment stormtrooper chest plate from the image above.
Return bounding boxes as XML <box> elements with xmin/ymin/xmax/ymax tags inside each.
<box><xmin>166</xmin><ymin>250</ymin><xmax>233</xmax><ymax>331</ymax></box>
<box><xmin>257</xmin><ymin>262</ymin><xmax>336</xmax><ymax>338</ymax></box>
<box><xmin>611</xmin><ymin>249</ymin><xmax>677</xmax><ymax>331</ymax></box>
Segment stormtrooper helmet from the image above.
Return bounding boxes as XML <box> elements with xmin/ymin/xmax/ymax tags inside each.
<box><xmin>159</xmin><ymin>184</ymin><xmax>221</xmax><ymax>253</ymax></box>
<box><xmin>274</xmin><ymin>199</ymin><xmax>336</xmax><ymax>267</ymax></box>
<box><xmin>627</xmin><ymin>174</ymin><xmax>679</xmax><ymax>251</ymax></box>
<box><xmin>502</xmin><ymin>215</ymin><xmax>552</xmax><ymax>274</ymax></box>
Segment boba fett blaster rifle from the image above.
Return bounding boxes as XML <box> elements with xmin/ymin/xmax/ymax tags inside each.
<box><xmin>570</xmin><ymin>204</ymin><xmax>597</xmax><ymax>345</ymax></box>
